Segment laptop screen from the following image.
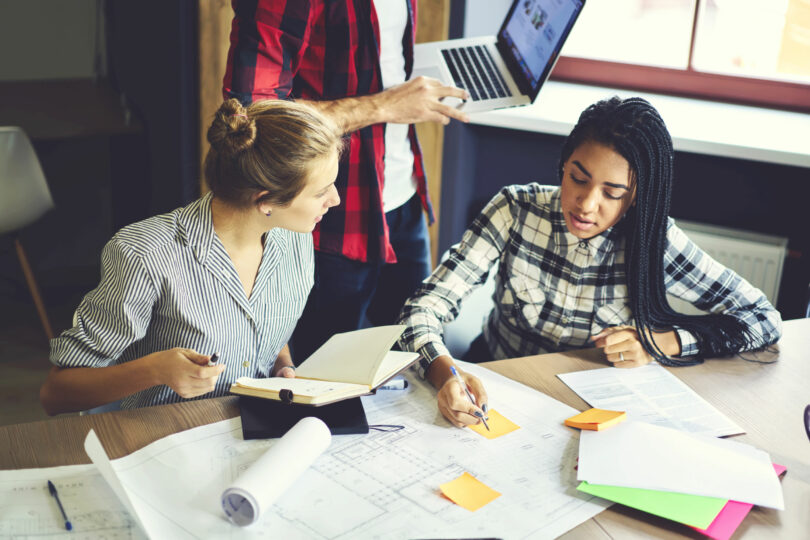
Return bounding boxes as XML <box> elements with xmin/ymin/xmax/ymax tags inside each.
<box><xmin>498</xmin><ymin>0</ymin><xmax>584</xmax><ymax>99</ymax></box>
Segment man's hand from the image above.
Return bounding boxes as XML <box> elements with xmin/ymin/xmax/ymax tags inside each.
<box><xmin>149</xmin><ymin>348</ymin><xmax>225</xmax><ymax>398</ymax></box>
<box><xmin>376</xmin><ymin>76</ymin><xmax>470</xmax><ymax>125</ymax></box>
<box><xmin>304</xmin><ymin>76</ymin><xmax>470</xmax><ymax>133</ymax></box>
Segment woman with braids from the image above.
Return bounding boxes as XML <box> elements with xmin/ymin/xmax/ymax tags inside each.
<box><xmin>41</xmin><ymin>99</ymin><xmax>342</xmax><ymax>414</ymax></box>
<box><xmin>397</xmin><ymin>96</ymin><xmax>782</xmax><ymax>428</ymax></box>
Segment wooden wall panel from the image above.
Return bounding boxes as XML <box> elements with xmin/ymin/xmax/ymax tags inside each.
<box><xmin>415</xmin><ymin>0</ymin><xmax>450</xmax><ymax>268</ymax></box>
<box><xmin>197</xmin><ymin>0</ymin><xmax>233</xmax><ymax>195</ymax></box>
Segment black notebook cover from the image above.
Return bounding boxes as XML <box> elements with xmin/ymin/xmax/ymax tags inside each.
<box><xmin>239</xmin><ymin>395</ymin><xmax>370</xmax><ymax>439</ymax></box>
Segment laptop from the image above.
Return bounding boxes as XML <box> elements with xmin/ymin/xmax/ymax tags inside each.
<box><xmin>412</xmin><ymin>0</ymin><xmax>585</xmax><ymax>113</ymax></box>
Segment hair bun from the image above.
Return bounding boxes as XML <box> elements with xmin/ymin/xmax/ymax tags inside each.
<box><xmin>207</xmin><ymin>98</ymin><xmax>257</xmax><ymax>156</ymax></box>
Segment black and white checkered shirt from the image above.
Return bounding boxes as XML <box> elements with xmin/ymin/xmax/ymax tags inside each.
<box><xmin>398</xmin><ymin>184</ymin><xmax>781</xmax><ymax>373</ymax></box>
<box><xmin>50</xmin><ymin>192</ymin><xmax>313</xmax><ymax>408</ymax></box>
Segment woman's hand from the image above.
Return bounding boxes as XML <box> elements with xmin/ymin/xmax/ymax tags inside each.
<box><xmin>437</xmin><ymin>371</ymin><xmax>489</xmax><ymax>427</ymax></box>
<box><xmin>272</xmin><ymin>344</ymin><xmax>295</xmax><ymax>378</ymax></box>
<box><xmin>591</xmin><ymin>326</ymin><xmax>681</xmax><ymax>368</ymax></box>
<box><xmin>273</xmin><ymin>365</ymin><xmax>296</xmax><ymax>378</ymax></box>
<box><xmin>150</xmin><ymin>348</ymin><xmax>225</xmax><ymax>398</ymax></box>
<box><xmin>429</xmin><ymin>355</ymin><xmax>489</xmax><ymax>427</ymax></box>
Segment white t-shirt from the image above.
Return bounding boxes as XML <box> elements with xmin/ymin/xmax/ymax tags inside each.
<box><xmin>375</xmin><ymin>0</ymin><xmax>417</xmax><ymax>212</ymax></box>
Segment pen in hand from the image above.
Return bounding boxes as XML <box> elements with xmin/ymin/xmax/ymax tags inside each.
<box><xmin>207</xmin><ymin>352</ymin><xmax>219</xmax><ymax>367</ymax></box>
<box><xmin>450</xmin><ymin>366</ymin><xmax>490</xmax><ymax>431</ymax></box>
<box><xmin>47</xmin><ymin>480</ymin><xmax>72</xmax><ymax>531</ymax></box>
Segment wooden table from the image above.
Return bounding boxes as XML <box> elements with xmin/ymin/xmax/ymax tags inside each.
<box><xmin>3</xmin><ymin>319</ymin><xmax>809</xmax><ymax>538</ymax></box>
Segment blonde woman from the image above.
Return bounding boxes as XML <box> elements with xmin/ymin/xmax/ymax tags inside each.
<box><xmin>41</xmin><ymin>99</ymin><xmax>341</xmax><ymax>413</ymax></box>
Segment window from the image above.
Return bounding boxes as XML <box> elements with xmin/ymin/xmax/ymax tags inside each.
<box><xmin>552</xmin><ymin>0</ymin><xmax>810</xmax><ymax>112</ymax></box>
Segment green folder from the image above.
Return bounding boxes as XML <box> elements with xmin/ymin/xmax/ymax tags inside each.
<box><xmin>577</xmin><ymin>481</ymin><xmax>727</xmax><ymax>528</ymax></box>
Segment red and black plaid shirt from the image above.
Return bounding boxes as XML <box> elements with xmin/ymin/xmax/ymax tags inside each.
<box><xmin>223</xmin><ymin>0</ymin><xmax>433</xmax><ymax>264</ymax></box>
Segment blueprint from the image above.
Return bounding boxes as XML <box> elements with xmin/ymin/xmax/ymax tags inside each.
<box><xmin>1</xmin><ymin>362</ymin><xmax>609</xmax><ymax>539</ymax></box>
<box><xmin>0</xmin><ymin>464</ymin><xmax>146</xmax><ymax>539</ymax></box>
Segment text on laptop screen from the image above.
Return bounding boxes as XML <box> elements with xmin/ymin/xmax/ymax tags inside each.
<box><xmin>502</xmin><ymin>0</ymin><xmax>583</xmax><ymax>88</ymax></box>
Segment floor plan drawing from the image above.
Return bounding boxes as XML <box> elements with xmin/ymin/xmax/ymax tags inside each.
<box><xmin>1</xmin><ymin>363</ymin><xmax>609</xmax><ymax>539</ymax></box>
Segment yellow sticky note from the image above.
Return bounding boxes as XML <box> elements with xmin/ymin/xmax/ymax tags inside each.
<box><xmin>469</xmin><ymin>408</ymin><xmax>520</xmax><ymax>439</ymax></box>
<box><xmin>564</xmin><ymin>408</ymin><xmax>626</xmax><ymax>431</ymax></box>
<box><xmin>439</xmin><ymin>472</ymin><xmax>501</xmax><ymax>511</ymax></box>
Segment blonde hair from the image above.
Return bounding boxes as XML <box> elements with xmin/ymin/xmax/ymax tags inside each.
<box><xmin>204</xmin><ymin>98</ymin><xmax>342</xmax><ymax>208</ymax></box>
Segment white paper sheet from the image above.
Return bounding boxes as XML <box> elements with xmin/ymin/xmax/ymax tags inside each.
<box><xmin>557</xmin><ymin>363</ymin><xmax>744</xmax><ymax>437</ymax></box>
<box><xmin>577</xmin><ymin>421</ymin><xmax>784</xmax><ymax>509</ymax></box>
<box><xmin>73</xmin><ymin>362</ymin><xmax>608</xmax><ymax>539</ymax></box>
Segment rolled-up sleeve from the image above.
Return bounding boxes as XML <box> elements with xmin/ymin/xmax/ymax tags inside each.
<box><xmin>663</xmin><ymin>220</ymin><xmax>782</xmax><ymax>357</ymax></box>
<box><xmin>50</xmin><ymin>238</ymin><xmax>157</xmax><ymax>368</ymax></box>
<box><xmin>222</xmin><ymin>0</ymin><xmax>314</xmax><ymax>103</ymax></box>
<box><xmin>398</xmin><ymin>188</ymin><xmax>515</xmax><ymax>375</ymax></box>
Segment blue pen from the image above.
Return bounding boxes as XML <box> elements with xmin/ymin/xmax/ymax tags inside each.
<box><xmin>450</xmin><ymin>366</ymin><xmax>490</xmax><ymax>431</ymax></box>
<box><xmin>207</xmin><ymin>352</ymin><xmax>220</xmax><ymax>367</ymax></box>
<box><xmin>47</xmin><ymin>480</ymin><xmax>72</xmax><ymax>531</ymax></box>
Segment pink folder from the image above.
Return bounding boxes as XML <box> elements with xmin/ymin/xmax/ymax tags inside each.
<box><xmin>691</xmin><ymin>463</ymin><xmax>787</xmax><ymax>540</ymax></box>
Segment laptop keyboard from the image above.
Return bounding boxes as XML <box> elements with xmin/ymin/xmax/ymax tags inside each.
<box><xmin>440</xmin><ymin>45</ymin><xmax>514</xmax><ymax>102</ymax></box>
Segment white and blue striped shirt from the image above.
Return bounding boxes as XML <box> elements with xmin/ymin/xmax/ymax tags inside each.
<box><xmin>50</xmin><ymin>192</ymin><xmax>314</xmax><ymax>408</ymax></box>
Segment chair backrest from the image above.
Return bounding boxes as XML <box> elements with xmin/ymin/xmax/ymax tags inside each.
<box><xmin>0</xmin><ymin>126</ymin><xmax>54</xmax><ymax>234</ymax></box>
<box><xmin>441</xmin><ymin>250</ymin><xmax>497</xmax><ymax>359</ymax></box>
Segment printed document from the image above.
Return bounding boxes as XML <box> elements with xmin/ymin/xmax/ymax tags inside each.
<box><xmin>557</xmin><ymin>363</ymin><xmax>744</xmax><ymax>437</ymax></box>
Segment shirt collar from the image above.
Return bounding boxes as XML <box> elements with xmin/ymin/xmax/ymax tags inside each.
<box><xmin>549</xmin><ymin>187</ymin><xmax>622</xmax><ymax>264</ymax></box>
<box><xmin>177</xmin><ymin>192</ymin><xmax>215</xmax><ymax>265</ymax></box>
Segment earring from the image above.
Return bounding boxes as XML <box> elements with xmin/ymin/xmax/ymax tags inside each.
<box><xmin>265</xmin><ymin>209</ymin><xmax>272</xmax><ymax>217</ymax></box>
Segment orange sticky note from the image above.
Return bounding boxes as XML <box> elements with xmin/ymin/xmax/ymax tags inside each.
<box><xmin>469</xmin><ymin>409</ymin><xmax>520</xmax><ymax>439</ymax></box>
<box><xmin>564</xmin><ymin>408</ymin><xmax>626</xmax><ymax>430</ymax></box>
<box><xmin>439</xmin><ymin>472</ymin><xmax>501</xmax><ymax>511</ymax></box>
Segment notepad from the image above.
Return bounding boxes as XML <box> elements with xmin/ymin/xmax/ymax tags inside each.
<box><xmin>564</xmin><ymin>408</ymin><xmax>626</xmax><ymax>431</ymax></box>
<box><xmin>230</xmin><ymin>326</ymin><xmax>419</xmax><ymax>405</ymax></box>
<box><xmin>469</xmin><ymin>409</ymin><xmax>520</xmax><ymax>439</ymax></box>
<box><xmin>439</xmin><ymin>472</ymin><xmax>501</xmax><ymax>511</ymax></box>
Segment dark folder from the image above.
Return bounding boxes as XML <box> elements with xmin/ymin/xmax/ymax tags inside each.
<box><xmin>238</xmin><ymin>395</ymin><xmax>369</xmax><ymax>439</ymax></box>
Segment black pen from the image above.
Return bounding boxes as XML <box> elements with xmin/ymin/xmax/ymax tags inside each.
<box><xmin>47</xmin><ymin>480</ymin><xmax>72</xmax><ymax>531</ymax></box>
<box><xmin>207</xmin><ymin>352</ymin><xmax>220</xmax><ymax>367</ymax></box>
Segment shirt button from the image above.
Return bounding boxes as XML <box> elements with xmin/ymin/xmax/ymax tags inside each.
<box><xmin>561</xmin><ymin>316</ymin><xmax>569</xmax><ymax>325</ymax></box>
<box><xmin>242</xmin><ymin>360</ymin><xmax>250</xmax><ymax>368</ymax></box>
<box><xmin>578</xmin><ymin>241</ymin><xmax>588</xmax><ymax>249</ymax></box>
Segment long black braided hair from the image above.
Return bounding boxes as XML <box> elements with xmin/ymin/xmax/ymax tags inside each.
<box><xmin>558</xmin><ymin>96</ymin><xmax>756</xmax><ymax>366</ymax></box>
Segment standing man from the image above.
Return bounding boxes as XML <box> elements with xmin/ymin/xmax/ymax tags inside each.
<box><xmin>223</xmin><ymin>0</ymin><xmax>469</xmax><ymax>361</ymax></box>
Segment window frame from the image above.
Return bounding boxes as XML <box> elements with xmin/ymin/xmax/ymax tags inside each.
<box><xmin>550</xmin><ymin>1</ymin><xmax>810</xmax><ymax>113</ymax></box>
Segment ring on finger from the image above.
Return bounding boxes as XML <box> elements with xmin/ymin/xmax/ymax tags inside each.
<box><xmin>619</xmin><ymin>352</ymin><xmax>625</xmax><ymax>362</ymax></box>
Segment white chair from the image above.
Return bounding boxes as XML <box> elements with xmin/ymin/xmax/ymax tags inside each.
<box><xmin>441</xmin><ymin>252</ymin><xmax>497</xmax><ymax>359</ymax></box>
<box><xmin>0</xmin><ymin>127</ymin><xmax>55</xmax><ymax>340</ymax></box>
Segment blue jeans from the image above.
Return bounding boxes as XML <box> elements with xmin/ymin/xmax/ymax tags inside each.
<box><xmin>291</xmin><ymin>194</ymin><xmax>431</xmax><ymax>362</ymax></box>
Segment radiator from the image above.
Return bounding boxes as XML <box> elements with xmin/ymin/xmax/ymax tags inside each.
<box><xmin>667</xmin><ymin>220</ymin><xmax>787</xmax><ymax>315</ymax></box>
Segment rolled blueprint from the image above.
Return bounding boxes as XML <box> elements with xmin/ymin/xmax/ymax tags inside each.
<box><xmin>221</xmin><ymin>416</ymin><xmax>331</xmax><ymax>526</ymax></box>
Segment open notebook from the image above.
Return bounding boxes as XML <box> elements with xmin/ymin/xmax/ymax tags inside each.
<box><xmin>230</xmin><ymin>325</ymin><xmax>419</xmax><ymax>406</ymax></box>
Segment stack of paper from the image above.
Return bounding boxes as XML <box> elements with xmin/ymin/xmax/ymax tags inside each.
<box><xmin>575</xmin><ymin>421</ymin><xmax>785</xmax><ymax>539</ymax></box>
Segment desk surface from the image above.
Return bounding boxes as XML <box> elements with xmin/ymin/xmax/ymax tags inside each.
<box><xmin>468</xmin><ymin>81</ymin><xmax>810</xmax><ymax>169</ymax></box>
<box><xmin>3</xmin><ymin>318</ymin><xmax>808</xmax><ymax>539</ymax></box>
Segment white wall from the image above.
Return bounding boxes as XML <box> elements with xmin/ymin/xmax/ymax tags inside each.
<box><xmin>0</xmin><ymin>0</ymin><xmax>104</xmax><ymax>81</ymax></box>
<box><xmin>463</xmin><ymin>0</ymin><xmax>512</xmax><ymax>37</ymax></box>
